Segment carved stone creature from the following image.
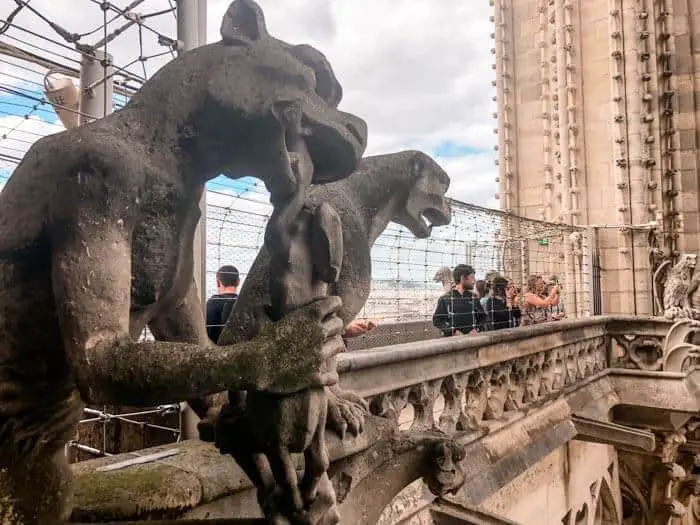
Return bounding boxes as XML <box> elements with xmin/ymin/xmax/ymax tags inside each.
<box><xmin>654</xmin><ymin>253</ymin><xmax>698</xmax><ymax>320</ymax></box>
<box><xmin>423</xmin><ymin>440</ymin><xmax>467</xmax><ymax>498</ymax></box>
<box><xmin>0</xmin><ymin>0</ymin><xmax>367</xmax><ymax>522</ymax></box>
<box><xmin>433</xmin><ymin>266</ymin><xmax>453</xmax><ymax>293</ymax></box>
<box><xmin>213</xmin><ymin>102</ymin><xmax>344</xmax><ymax>523</ymax></box>
<box><xmin>214</xmin><ymin>151</ymin><xmax>451</xmax><ymax>521</ymax></box>
<box><xmin>689</xmin><ymin>268</ymin><xmax>700</xmax><ymax>317</ymax></box>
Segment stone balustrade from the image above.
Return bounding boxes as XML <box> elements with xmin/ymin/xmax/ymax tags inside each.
<box><xmin>69</xmin><ymin>315</ymin><xmax>700</xmax><ymax>524</ymax></box>
<box><xmin>341</xmin><ymin>316</ymin><xmax>610</xmax><ymax>434</ymax></box>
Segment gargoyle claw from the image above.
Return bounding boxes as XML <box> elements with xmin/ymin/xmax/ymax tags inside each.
<box><xmin>326</xmin><ymin>386</ymin><xmax>368</xmax><ymax>439</ymax></box>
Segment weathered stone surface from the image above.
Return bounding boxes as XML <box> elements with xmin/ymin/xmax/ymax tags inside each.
<box><xmin>209</xmin><ymin>150</ymin><xmax>451</xmax><ymax>521</ymax></box>
<box><xmin>70</xmin><ymin>416</ymin><xmax>396</xmax><ymax>522</ymax></box>
<box><xmin>68</xmin><ymin>316</ymin><xmax>700</xmax><ymax>524</ymax></box>
<box><xmin>71</xmin><ymin>463</ymin><xmax>201</xmax><ymax>522</ymax></box>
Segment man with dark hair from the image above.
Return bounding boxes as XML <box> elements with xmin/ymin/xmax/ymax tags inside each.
<box><xmin>206</xmin><ymin>265</ymin><xmax>240</xmax><ymax>343</ymax></box>
<box><xmin>432</xmin><ymin>264</ymin><xmax>486</xmax><ymax>336</ymax></box>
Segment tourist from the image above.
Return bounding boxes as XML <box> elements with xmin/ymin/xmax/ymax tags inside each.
<box><xmin>546</xmin><ymin>280</ymin><xmax>566</xmax><ymax>320</ymax></box>
<box><xmin>205</xmin><ymin>265</ymin><xmax>240</xmax><ymax>343</ymax></box>
<box><xmin>341</xmin><ymin>319</ymin><xmax>378</xmax><ymax>350</ymax></box>
<box><xmin>475</xmin><ymin>279</ymin><xmax>490</xmax><ymax>310</ymax></box>
<box><xmin>486</xmin><ymin>277</ymin><xmax>521</xmax><ymax>330</ymax></box>
<box><xmin>521</xmin><ymin>275</ymin><xmax>560</xmax><ymax>326</ymax></box>
<box><xmin>505</xmin><ymin>281</ymin><xmax>522</xmax><ymax>328</ymax></box>
<box><xmin>432</xmin><ymin>264</ymin><xmax>486</xmax><ymax>336</ymax></box>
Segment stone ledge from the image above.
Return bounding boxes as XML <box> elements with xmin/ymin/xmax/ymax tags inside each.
<box><xmin>73</xmin><ymin>518</ymin><xmax>267</xmax><ymax>525</ymax></box>
<box><xmin>70</xmin><ymin>416</ymin><xmax>396</xmax><ymax>522</ymax></box>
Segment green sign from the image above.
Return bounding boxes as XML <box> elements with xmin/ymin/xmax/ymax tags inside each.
<box><xmin>537</xmin><ymin>237</ymin><xmax>550</xmax><ymax>246</ymax></box>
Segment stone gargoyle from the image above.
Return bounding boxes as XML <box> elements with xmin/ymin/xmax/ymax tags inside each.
<box><xmin>0</xmin><ymin>0</ymin><xmax>367</xmax><ymax>522</ymax></box>
<box><xmin>211</xmin><ymin>150</ymin><xmax>452</xmax><ymax>523</ymax></box>
<box><xmin>654</xmin><ymin>253</ymin><xmax>700</xmax><ymax>320</ymax></box>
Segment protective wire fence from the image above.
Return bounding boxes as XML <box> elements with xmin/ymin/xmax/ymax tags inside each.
<box><xmin>0</xmin><ymin>0</ymin><xmax>177</xmax><ymax>175</ymax></box>
<box><xmin>206</xmin><ymin>181</ymin><xmax>585</xmax><ymax>349</ymax></box>
<box><xmin>67</xmin><ymin>404</ymin><xmax>182</xmax><ymax>462</ymax></box>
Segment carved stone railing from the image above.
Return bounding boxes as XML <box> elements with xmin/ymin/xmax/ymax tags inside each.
<box><xmin>345</xmin><ymin>320</ymin><xmax>440</xmax><ymax>351</ymax></box>
<box><xmin>607</xmin><ymin>316</ymin><xmax>700</xmax><ymax>372</ymax></box>
<box><xmin>341</xmin><ymin>317</ymin><xmax>609</xmax><ymax>433</ymax></box>
<box><xmin>68</xmin><ymin>316</ymin><xmax>700</xmax><ymax>524</ymax></box>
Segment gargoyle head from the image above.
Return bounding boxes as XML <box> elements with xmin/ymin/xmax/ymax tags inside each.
<box><xmin>208</xmin><ymin>0</ymin><xmax>367</xmax><ymax>191</ymax></box>
<box><xmin>393</xmin><ymin>151</ymin><xmax>452</xmax><ymax>238</ymax></box>
<box><xmin>423</xmin><ymin>440</ymin><xmax>466</xmax><ymax>497</ymax></box>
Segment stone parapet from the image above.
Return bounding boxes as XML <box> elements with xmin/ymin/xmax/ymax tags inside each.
<box><xmin>68</xmin><ymin>316</ymin><xmax>700</xmax><ymax>524</ymax></box>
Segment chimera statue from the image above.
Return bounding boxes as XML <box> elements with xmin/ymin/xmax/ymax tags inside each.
<box><xmin>0</xmin><ymin>0</ymin><xmax>366</xmax><ymax>523</ymax></box>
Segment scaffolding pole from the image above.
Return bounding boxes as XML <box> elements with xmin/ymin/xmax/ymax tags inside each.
<box><xmin>176</xmin><ymin>0</ymin><xmax>207</xmax><ymax>441</ymax></box>
<box><xmin>79</xmin><ymin>48</ymin><xmax>113</xmax><ymax>124</ymax></box>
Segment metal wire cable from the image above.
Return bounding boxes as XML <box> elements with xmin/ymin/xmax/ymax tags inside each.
<box><xmin>0</xmin><ymin>0</ymin><xmax>32</xmax><ymax>36</ymax></box>
<box><xmin>90</xmin><ymin>0</ymin><xmax>176</xmax><ymax>45</ymax></box>
<box><xmin>0</xmin><ymin>0</ymin><xmax>179</xmax><ymax>156</ymax></box>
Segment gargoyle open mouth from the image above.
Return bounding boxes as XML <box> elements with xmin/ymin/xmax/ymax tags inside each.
<box><xmin>411</xmin><ymin>205</ymin><xmax>452</xmax><ymax>239</ymax></box>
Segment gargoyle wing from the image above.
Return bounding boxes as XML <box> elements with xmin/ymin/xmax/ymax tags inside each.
<box><xmin>688</xmin><ymin>267</ymin><xmax>700</xmax><ymax>300</ymax></box>
<box><xmin>653</xmin><ymin>259</ymin><xmax>671</xmax><ymax>314</ymax></box>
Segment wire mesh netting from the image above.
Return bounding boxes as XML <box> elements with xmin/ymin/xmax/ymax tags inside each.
<box><xmin>206</xmin><ymin>182</ymin><xmax>584</xmax><ymax>349</ymax></box>
<box><xmin>0</xmin><ymin>0</ymin><xmax>177</xmax><ymax>173</ymax></box>
<box><xmin>209</xmin><ymin>189</ymin><xmax>582</xmax><ymax>318</ymax></box>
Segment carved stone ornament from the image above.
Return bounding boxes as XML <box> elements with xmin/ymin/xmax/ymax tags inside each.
<box><xmin>654</xmin><ymin>253</ymin><xmax>700</xmax><ymax>320</ymax></box>
<box><xmin>423</xmin><ymin>439</ymin><xmax>467</xmax><ymax>497</ymax></box>
<box><xmin>0</xmin><ymin>0</ymin><xmax>372</xmax><ymax>522</ymax></box>
<box><xmin>628</xmin><ymin>337</ymin><xmax>664</xmax><ymax>370</ymax></box>
<box><xmin>661</xmin><ymin>319</ymin><xmax>700</xmax><ymax>373</ymax></box>
<box><xmin>368</xmin><ymin>337</ymin><xmax>608</xmax><ymax>437</ymax></box>
<box><xmin>210</xmin><ymin>146</ymin><xmax>452</xmax><ymax>523</ymax></box>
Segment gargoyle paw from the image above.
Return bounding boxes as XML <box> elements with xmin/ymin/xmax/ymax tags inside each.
<box><xmin>326</xmin><ymin>386</ymin><xmax>368</xmax><ymax>439</ymax></box>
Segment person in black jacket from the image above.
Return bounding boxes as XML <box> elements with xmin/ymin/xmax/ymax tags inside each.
<box><xmin>432</xmin><ymin>264</ymin><xmax>486</xmax><ymax>336</ymax></box>
<box><xmin>485</xmin><ymin>277</ymin><xmax>521</xmax><ymax>330</ymax></box>
<box><xmin>205</xmin><ymin>265</ymin><xmax>240</xmax><ymax>343</ymax></box>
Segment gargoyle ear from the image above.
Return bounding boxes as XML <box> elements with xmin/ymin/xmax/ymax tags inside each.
<box><xmin>410</xmin><ymin>151</ymin><xmax>426</xmax><ymax>179</ymax></box>
<box><xmin>220</xmin><ymin>0</ymin><xmax>269</xmax><ymax>45</ymax></box>
<box><xmin>289</xmin><ymin>44</ymin><xmax>343</xmax><ymax>107</ymax></box>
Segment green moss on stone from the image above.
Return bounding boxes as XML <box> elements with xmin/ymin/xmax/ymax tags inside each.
<box><xmin>72</xmin><ymin>464</ymin><xmax>201</xmax><ymax>521</ymax></box>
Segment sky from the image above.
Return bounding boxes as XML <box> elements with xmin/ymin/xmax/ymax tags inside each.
<box><xmin>0</xmin><ymin>0</ymin><xmax>498</xmax><ymax>206</ymax></box>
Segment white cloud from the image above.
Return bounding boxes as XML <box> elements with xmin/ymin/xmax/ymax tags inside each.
<box><xmin>0</xmin><ymin>0</ymin><xmax>498</xmax><ymax>205</ymax></box>
<box><xmin>437</xmin><ymin>152</ymin><xmax>499</xmax><ymax>209</ymax></box>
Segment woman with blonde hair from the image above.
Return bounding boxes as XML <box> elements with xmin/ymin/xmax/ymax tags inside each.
<box><xmin>521</xmin><ymin>274</ymin><xmax>560</xmax><ymax>326</ymax></box>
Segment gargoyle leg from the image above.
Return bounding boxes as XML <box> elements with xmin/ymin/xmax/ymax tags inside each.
<box><xmin>305</xmin><ymin>473</ymin><xmax>340</xmax><ymax>525</ymax></box>
<box><xmin>300</xmin><ymin>400</ymin><xmax>330</xmax><ymax>504</ymax></box>
<box><xmin>235</xmin><ymin>452</ymin><xmax>278</xmax><ymax>512</ymax></box>
<box><xmin>325</xmin><ymin>384</ymin><xmax>368</xmax><ymax>439</ymax></box>
<box><xmin>0</xmin><ymin>449</ymin><xmax>72</xmax><ymax>525</ymax></box>
<box><xmin>267</xmin><ymin>447</ymin><xmax>305</xmax><ymax>518</ymax></box>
